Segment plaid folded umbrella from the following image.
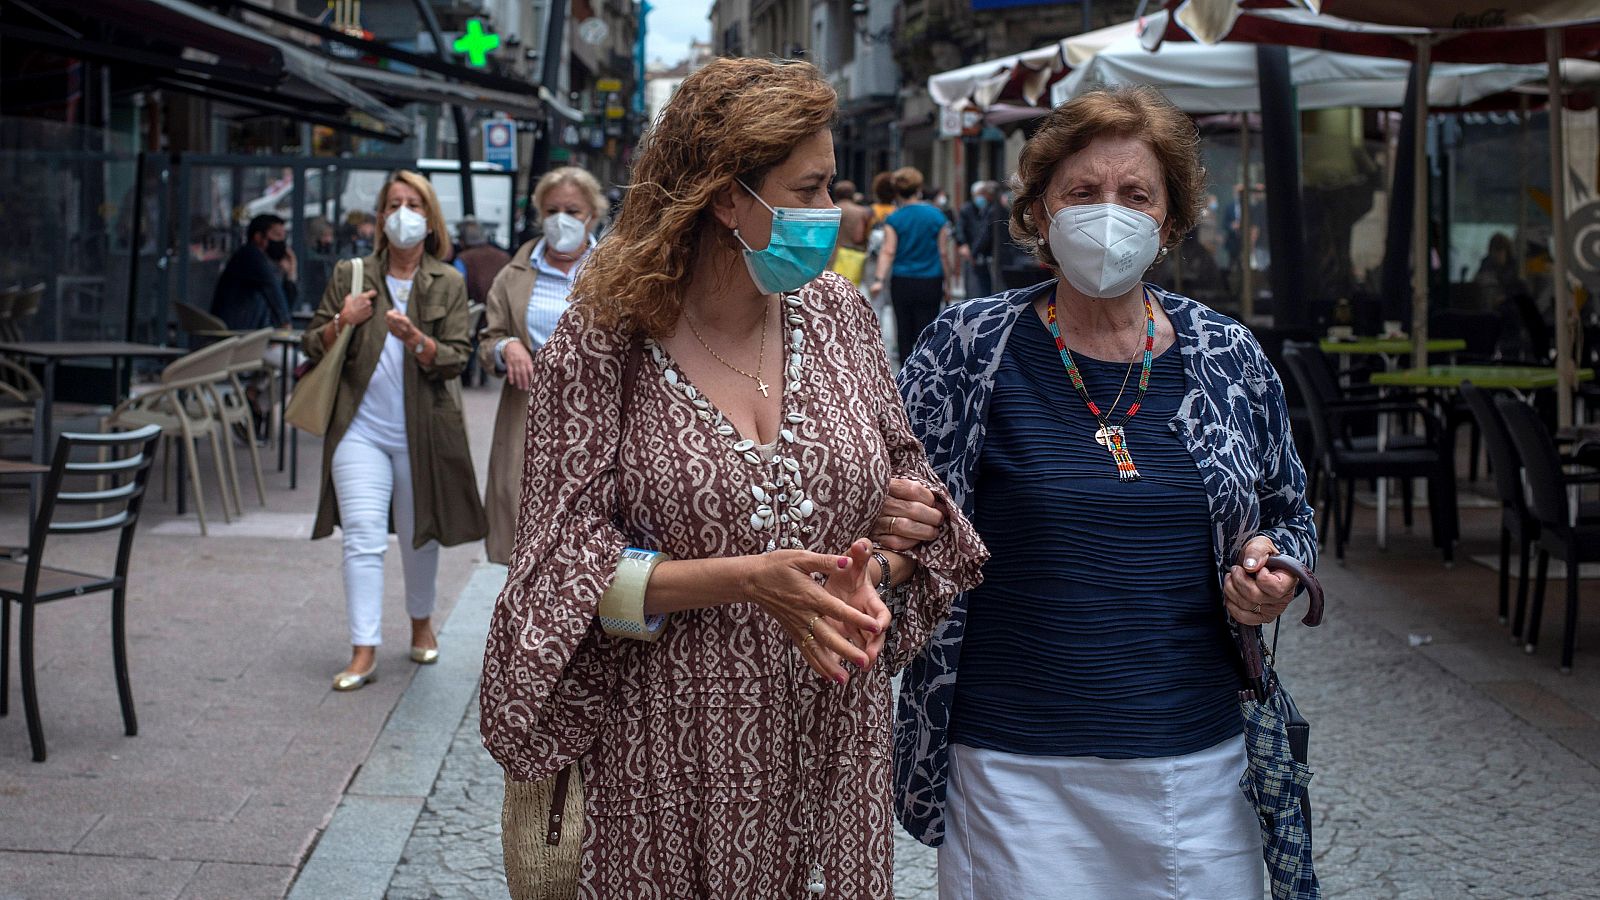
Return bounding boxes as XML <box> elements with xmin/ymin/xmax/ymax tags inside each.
<box><xmin>1240</xmin><ymin>693</ymin><xmax>1320</xmax><ymax>900</ymax></box>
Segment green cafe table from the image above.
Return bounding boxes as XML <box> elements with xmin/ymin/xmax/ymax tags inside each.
<box><xmin>1365</xmin><ymin>365</ymin><xmax>1595</xmax><ymax>548</ymax></box>
<box><xmin>1319</xmin><ymin>338</ymin><xmax>1468</xmax><ymax>374</ymax></box>
<box><xmin>1319</xmin><ymin>337</ymin><xmax>1469</xmax><ymax>357</ymax></box>
<box><xmin>1370</xmin><ymin>365</ymin><xmax>1594</xmax><ymax>394</ymax></box>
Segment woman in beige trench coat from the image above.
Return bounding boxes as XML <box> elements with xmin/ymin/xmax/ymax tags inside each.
<box><xmin>302</xmin><ymin>170</ymin><xmax>487</xmax><ymax>691</ymax></box>
<box><xmin>479</xmin><ymin>166</ymin><xmax>604</xmax><ymax>564</ymax></box>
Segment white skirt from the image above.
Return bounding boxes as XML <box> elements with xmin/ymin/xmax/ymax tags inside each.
<box><xmin>938</xmin><ymin>735</ymin><xmax>1264</xmax><ymax>900</ymax></box>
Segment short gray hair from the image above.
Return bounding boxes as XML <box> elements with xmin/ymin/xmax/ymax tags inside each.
<box><xmin>457</xmin><ymin>217</ymin><xmax>487</xmax><ymax>247</ymax></box>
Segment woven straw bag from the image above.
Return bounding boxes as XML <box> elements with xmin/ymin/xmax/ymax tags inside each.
<box><xmin>502</xmin><ymin>767</ymin><xmax>582</xmax><ymax>900</ymax></box>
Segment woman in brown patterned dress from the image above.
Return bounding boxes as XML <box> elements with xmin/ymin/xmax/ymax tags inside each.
<box><xmin>479</xmin><ymin>58</ymin><xmax>986</xmax><ymax>899</ymax></box>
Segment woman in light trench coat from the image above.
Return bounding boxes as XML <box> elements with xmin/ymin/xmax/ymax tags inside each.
<box><xmin>302</xmin><ymin>170</ymin><xmax>487</xmax><ymax>691</ymax></box>
<box><xmin>478</xmin><ymin>166</ymin><xmax>604</xmax><ymax>564</ymax></box>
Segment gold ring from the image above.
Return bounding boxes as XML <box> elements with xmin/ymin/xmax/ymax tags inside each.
<box><xmin>801</xmin><ymin>632</ymin><xmax>816</xmax><ymax>647</ymax></box>
<box><xmin>888</xmin><ymin>516</ymin><xmax>899</xmax><ymax>534</ymax></box>
<box><xmin>805</xmin><ymin>614</ymin><xmax>820</xmax><ymax>634</ymax></box>
<box><xmin>1251</xmin><ymin>603</ymin><xmax>1262</xmax><ymax>615</ymax></box>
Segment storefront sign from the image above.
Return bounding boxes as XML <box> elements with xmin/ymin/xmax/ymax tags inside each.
<box><xmin>482</xmin><ymin>119</ymin><xmax>515</xmax><ymax>171</ymax></box>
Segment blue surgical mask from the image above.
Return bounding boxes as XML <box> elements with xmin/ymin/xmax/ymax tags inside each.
<box><xmin>733</xmin><ymin>179</ymin><xmax>842</xmax><ymax>294</ymax></box>
<box><xmin>972</xmin><ymin>196</ymin><xmax>989</xmax><ymax>210</ymax></box>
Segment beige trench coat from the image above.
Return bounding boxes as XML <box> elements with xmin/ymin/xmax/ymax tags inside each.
<box><xmin>477</xmin><ymin>238</ymin><xmax>556</xmax><ymax>564</ymax></box>
<box><xmin>301</xmin><ymin>252</ymin><xmax>487</xmax><ymax>548</ymax></box>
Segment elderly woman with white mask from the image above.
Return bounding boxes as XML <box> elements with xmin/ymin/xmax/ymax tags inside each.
<box><xmin>888</xmin><ymin>86</ymin><xmax>1321</xmax><ymax>899</ymax></box>
<box><xmin>479</xmin><ymin>166</ymin><xmax>605</xmax><ymax>564</ymax></box>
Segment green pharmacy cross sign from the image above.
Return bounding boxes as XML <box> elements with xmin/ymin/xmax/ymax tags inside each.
<box><xmin>454</xmin><ymin>19</ymin><xmax>500</xmax><ymax>67</ymax></box>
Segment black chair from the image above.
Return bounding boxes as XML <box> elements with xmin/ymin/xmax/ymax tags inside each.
<box><xmin>1460</xmin><ymin>382</ymin><xmax>1536</xmax><ymax>631</ymax></box>
<box><xmin>1495</xmin><ymin>398</ymin><xmax>1600</xmax><ymax>672</ymax></box>
<box><xmin>0</xmin><ymin>424</ymin><xmax>161</xmax><ymax>761</ymax></box>
<box><xmin>1283</xmin><ymin>346</ymin><xmax>1458</xmax><ymax>563</ymax></box>
<box><xmin>1283</xmin><ymin>340</ymin><xmax>1432</xmax><ymax>520</ymax></box>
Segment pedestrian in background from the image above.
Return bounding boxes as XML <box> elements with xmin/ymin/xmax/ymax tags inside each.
<box><xmin>301</xmin><ymin>170</ymin><xmax>486</xmax><ymax>692</ymax></box>
<box><xmin>479</xmin><ymin>57</ymin><xmax>985</xmax><ymax>899</ymax></box>
<box><xmin>955</xmin><ymin>180</ymin><xmax>1005</xmax><ymax>299</ymax></box>
<box><xmin>452</xmin><ymin>216</ymin><xmax>511</xmax><ymax>304</ymax></box>
<box><xmin>478</xmin><ymin>165</ymin><xmax>604</xmax><ymax>565</ymax></box>
<box><xmin>827</xmin><ymin>178</ymin><xmax>870</xmax><ymax>287</ymax></box>
<box><xmin>211</xmin><ymin>213</ymin><xmax>294</xmax><ymax>331</ymax></box>
<box><xmin>869</xmin><ymin>170</ymin><xmax>896</xmax><ymax>227</ymax></box>
<box><xmin>888</xmin><ymin>86</ymin><xmax>1318</xmax><ymax>899</ymax></box>
<box><xmin>870</xmin><ymin>166</ymin><xmax>954</xmax><ymax>367</ymax></box>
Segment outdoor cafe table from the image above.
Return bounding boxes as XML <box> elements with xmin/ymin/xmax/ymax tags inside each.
<box><xmin>1369</xmin><ymin>365</ymin><xmax>1595</xmax><ymax>394</ymax></box>
<box><xmin>0</xmin><ymin>341</ymin><xmax>184</xmax><ymax>465</ymax></box>
<box><xmin>1364</xmin><ymin>365</ymin><xmax>1597</xmax><ymax>548</ymax></box>
<box><xmin>1320</xmin><ymin>338</ymin><xmax>1468</xmax><ymax>373</ymax></box>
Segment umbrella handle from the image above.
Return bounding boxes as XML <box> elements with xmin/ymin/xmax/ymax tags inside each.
<box><xmin>1259</xmin><ymin>553</ymin><xmax>1324</xmax><ymax>628</ymax></box>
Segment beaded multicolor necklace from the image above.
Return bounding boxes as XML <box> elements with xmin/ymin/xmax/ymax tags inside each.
<box><xmin>1045</xmin><ymin>286</ymin><xmax>1156</xmax><ymax>481</ymax></box>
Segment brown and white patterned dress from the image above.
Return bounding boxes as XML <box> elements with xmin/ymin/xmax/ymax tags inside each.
<box><xmin>480</xmin><ymin>271</ymin><xmax>986</xmax><ymax>899</ymax></box>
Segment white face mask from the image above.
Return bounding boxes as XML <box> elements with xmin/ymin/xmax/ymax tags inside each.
<box><xmin>1047</xmin><ymin>202</ymin><xmax>1162</xmax><ymax>299</ymax></box>
<box><xmin>543</xmin><ymin>212</ymin><xmax>589</xmax><ymax>255</ymax></box>
<box><xmin>384</xmin><ymin>206</ymin><xmax>428</xmax><ymax>250</ymax></box>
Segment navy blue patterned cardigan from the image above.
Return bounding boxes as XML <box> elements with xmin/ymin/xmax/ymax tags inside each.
<box><xmin>893</xmin><ymin>279</ymin><xmax>1318</xmax><ymax>846</ymax></box>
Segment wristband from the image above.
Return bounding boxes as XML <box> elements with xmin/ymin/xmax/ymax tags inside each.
<box><xmin>598</xmin><ymin>548</ymin><xmax>669</xmax><ymax>642</ymax></box>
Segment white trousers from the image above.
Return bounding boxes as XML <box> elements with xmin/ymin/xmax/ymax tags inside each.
<box><xmin>939</xmin><ymin>735</ymin><xmax>1264</xmax><ymax>900</ymax></box>
<box><xmin>331</xmin><ymin>427</ymin><xmax>439</xmax><ymax>646</ymax></box>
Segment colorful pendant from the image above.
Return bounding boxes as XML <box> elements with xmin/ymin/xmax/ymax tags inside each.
<box><xmin>1048</xmin><ymin>287</ymin><xmax>1156</xmax><ymax>481</ymax></box>
<box><xmin>1094</xmin><ymin>424</ymin><xmax>1141</xmax><ymax>481</ymax></box>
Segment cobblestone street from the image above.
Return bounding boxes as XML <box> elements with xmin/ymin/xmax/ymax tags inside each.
<box><xmin>385</xmin><ymin>696</ymin><xmax>941</xmax><ymax>900</ymax></box>
<box><xmin>380</xmin><ymin>547</ymin><xmax>1600</xmax><ymax>899</ymax></box>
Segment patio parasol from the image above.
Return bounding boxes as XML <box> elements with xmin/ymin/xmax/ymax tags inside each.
<box><xmin>1147</xmin><ymin>0</ymin><xmax>1600</xmax><ymax>426</ymax></box>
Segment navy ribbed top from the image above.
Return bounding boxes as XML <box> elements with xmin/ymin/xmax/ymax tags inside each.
<box><xmin>948</xmin><ymin>308</ymin><xmax>1243</xmax><ymax>759</ymax></box>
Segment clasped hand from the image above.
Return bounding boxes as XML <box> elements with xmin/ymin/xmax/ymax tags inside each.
<box><xmin>751</xmin><ymin>540</ymin><xmax>891</xmax><ymax>685</ymax></box>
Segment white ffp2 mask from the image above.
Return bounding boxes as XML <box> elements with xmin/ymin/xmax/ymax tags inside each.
<box><xmin>384</xmin><ymin>206</ymin><xmax>429</xmax><ymax>250</ymax></box>
<box><xmin>543</xmin><ymin>212</ymin><xmax>588</xmax><ymax>254</ymax></box>
<box><xmin>1047</xmin><ymin>203</ymin><xmax>1161</xmax><ymax>299</ymax></box>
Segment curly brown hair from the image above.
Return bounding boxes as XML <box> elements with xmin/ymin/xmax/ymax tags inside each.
<box><xmin>1009</xmin><ymin>86</ymin><xmax>1205</xmax><ymax>275</ymax></box>
<box><xmin>571</xmin><ymin>58</ymin><xmax>837</xmax><ymax>337</ymax></box>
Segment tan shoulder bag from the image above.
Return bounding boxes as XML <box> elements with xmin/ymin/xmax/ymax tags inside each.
<box><xmin>284</xmin><ymin>257</ymin><xmax>361</xmax><ymax>436</ymax></box>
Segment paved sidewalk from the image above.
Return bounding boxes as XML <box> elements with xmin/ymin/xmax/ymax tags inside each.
<box><xmin>0</xmin><ymin>384</ymin><xmax>500</xmax><ymax>900</ymax></box>
<box><xmin>363</xmin><ymin>491</ymin><xmax>1600</xmax><ymax>899</ymax></box>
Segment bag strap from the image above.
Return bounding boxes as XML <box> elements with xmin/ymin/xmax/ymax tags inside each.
<box><xmin>545</xmin><ymin>765</ymin><xmax>573</xmax><ymax>845</ymax></box>
<box><xmin>350</xmin><ymin>256</ymin><xmax>363</xmax><ymax>302</ymax></box>
<box><xmin>1234</xmin><ymin>553</ymin><xmax>1324</xmax><ymax>702</ymax></box>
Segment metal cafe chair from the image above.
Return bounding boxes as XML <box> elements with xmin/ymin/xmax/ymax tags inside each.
<box><xmin>1495</xmin><ymin>397</ymin><xmax>1600</xmax><ymax>672</ymax></box>
<box><xmin>0</xmin><ymin>424</ymin><xmax>161</xmax><ymax>761</ymax></box>
<box><xmin>1460</xmin><ymin>382</ymin><xmax>1539</xmax><ymax>635</ymax></box>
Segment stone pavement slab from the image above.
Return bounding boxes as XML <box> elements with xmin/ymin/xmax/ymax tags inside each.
<box><xmin>285</xmin><ymin>562</ymin><xmax>503</xmax><ymax>900</ymax></box>
<box><xmin>0</xmin><ymin>383</ymin><xmax>503</xmax><ymax>899</ymax></box>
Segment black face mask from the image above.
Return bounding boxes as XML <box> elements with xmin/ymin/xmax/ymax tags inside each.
<box><xmin>265</xmin><ymin>239</ymin><xmax>288</xmax><ymax>261</ymax></box>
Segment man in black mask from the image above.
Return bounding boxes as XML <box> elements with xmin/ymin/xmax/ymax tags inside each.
<box><xmin>210</xmin><ymin>213</ymin><xmax>295</xmax><ymax>331</ymax></box>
